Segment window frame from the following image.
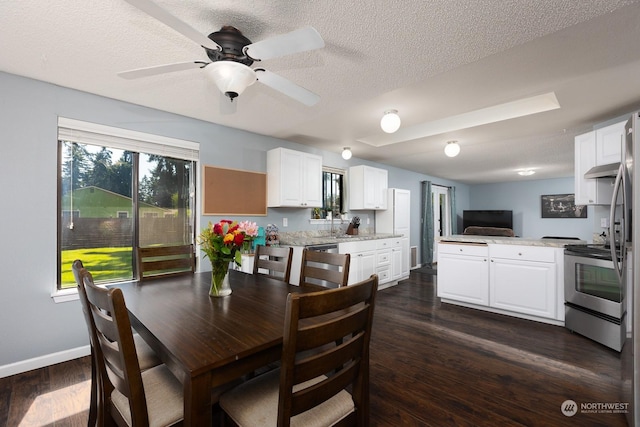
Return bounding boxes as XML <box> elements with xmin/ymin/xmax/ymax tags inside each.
<box><xmin>55</xmin><ymin>118</ymin><xmax>199</xmax><ymax>300</ymax></box>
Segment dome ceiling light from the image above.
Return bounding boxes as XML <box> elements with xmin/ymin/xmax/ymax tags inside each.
<box><xmin>380</xmin><ymin>110</ymin><xmax>401</xmax><ymax>133</ymax></box>
<box><xmin>444</xmin><ymin>140</ymin><xmax>460</xmax><ymax>157</ymax></box>
<box><xmin>341</xmin><ymin>147</ymin><xmax>352</xmax><ymax>160</ymax></box>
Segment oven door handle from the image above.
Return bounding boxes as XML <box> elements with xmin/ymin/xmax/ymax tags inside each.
<box><xmin>608</xmin><ymin>163</ymin><xmax>624</xmax><ymax>284</ymax></box>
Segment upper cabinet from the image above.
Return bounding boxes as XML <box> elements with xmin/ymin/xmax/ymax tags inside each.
<box><xmin>348</xmin><ymin>165</ymin><xmax>388</xmax><ymax>210</ymax></box>
<box><xmin>574</xmin><ymin>120</ymin><xmax>625</xmax><ymax>205</ymax></box>
<box><xmin>267</xmin><ymin>148</ymin><xmax>323</xmax><ymax>208</ymax></box>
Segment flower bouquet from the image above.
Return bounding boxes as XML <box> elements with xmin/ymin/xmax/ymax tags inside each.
<box><xmin>238</xmin><ymin>220</ymin><xmax>259</xmax><ymax>253</ymax></box>
<box><xmin>198</xmin><ymin>220</ymin><xmax>249</xmax><ymax>297</ymax></box>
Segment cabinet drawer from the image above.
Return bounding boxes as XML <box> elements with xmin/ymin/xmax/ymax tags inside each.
<box><xmin>376</xmin><ymin>266</ymin><xmax>390</xmax><ymax>283</ymax></box>
<box><xmin>376</xmin><ymin>239</ymin><xmax>393</xmax><ymax>250</ymax></box>
<box><xmin>489</xmin><ymin>244</ymin><xmax>555</xmax><ymax>263</ymax></box>
<box><xmin>438</xmin><ymin>242</ymin><xmax>488</xmax><ymax>257</ymax></box>
<box><xmin>377</xmin><ymin>251</ymin><xmax>391</xmax><ymax>265</ymax></box>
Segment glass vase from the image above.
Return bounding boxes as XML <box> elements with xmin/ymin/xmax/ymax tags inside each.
<box><xmin>210</xmin><ymin>261</ymin><xmax>232</xmax><ymax>297</ymax></box>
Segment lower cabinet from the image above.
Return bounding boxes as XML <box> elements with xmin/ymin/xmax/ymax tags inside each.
<box><xmin>340</xmin><ymin>238</ymin><xmax>407</xmax><ymax>287</ymax></box>
<box><xmin>437</xmin><ymin>242</ymin><xmax>564</xmax><ymax>324</ymax></box>
<box><xmin>437</xmin><ymin>243</ymin><xmax>489</xmax><ymax>305</ymax></box>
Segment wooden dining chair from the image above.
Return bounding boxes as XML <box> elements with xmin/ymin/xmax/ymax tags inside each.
<box><xmin>137</xmin><ymin>244</ymin><xmax>195</xmax><ymax>280</ymax></box>
<box><xmin>72</xmin><ymin>260</ymin><xmax>161</xmax><ymax>427</ymax></box>
<box><xmin>80</xmin><ymin>267</ymin><xmax>185</xmax><ymax>427</ymax></box>
<box><xmin>219</xmin><ymin>274</ymin><xmax>378</xmax><ymax>426</ymax></box>
<box><xmin>252</xmin><ymin>245</ymin><xmax>293</xmax><ymax>283</ymax></box>
<box><xmin>299</xmin><ymin>248</ymin><xmax>351</xmax><ymax>288</ymax></box>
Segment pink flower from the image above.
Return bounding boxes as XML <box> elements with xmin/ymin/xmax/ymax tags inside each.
<box><xmin>237</xmin><ymin>221</ymin><xmax>259</xmax><ymax>237</ymax></box>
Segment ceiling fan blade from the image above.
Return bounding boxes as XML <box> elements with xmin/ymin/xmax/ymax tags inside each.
<box><xmin>123</xmin><ymin>0</ymin><xmax>221</xmax><ymax>51</ymax></box>
<box><xmin>118</xmin><ymin>61</ymin><xmax>206</xmax><ymax>79</ymax></box>
<box><xmin>244</xmin><ymin>27</ymin><xmax>324</xmax><ymax>61</ymax></box>
<box><xmin>255</xmin><ymin>68</ymin><xmax>320</xmax><ymax>106</ymax></box>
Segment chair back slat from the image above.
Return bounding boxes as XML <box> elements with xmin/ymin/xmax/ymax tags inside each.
<box><xmin>253</xmin><ymin>245</ymin><xmax>293</xmax><ymax>283</ymax></box>
<box><xmin>278</xmin><ymin>274</ymin><xmax>377</xmax><ymax>425</ymax></box>
<box><xmin>299</xmin><ymin>249</ymin><xmax>350</xmax><ymax>288</ymax></box>
<box><xmin>138</xmin><ymin>244</ymin><xmax>195</xmax><ymax>280</ymax></box>
<box><xmin>82</xmin><ymin>268</ymin><xmax>150</xmax><ymax>425</ymax></box>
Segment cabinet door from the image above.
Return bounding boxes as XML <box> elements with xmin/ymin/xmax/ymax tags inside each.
<box><xmin>489</xmin><ymin>258</ymin><xmax>556</xmax><ymax>319</ymax></box>
<box><xmin>391</xmin><ymin>247</ymin><xmax>402</xmax><ymax>280</ymax></box>
<box><xmin>437</xmin><ymin>253</ymin><xmax>489</xmax><ymax>305</ymax></box>
<box><xmin>596</xmin><ymin>121</ymin><xmax>625</xmax><ymax>165</ymax></box>
<box><xmin>574</xmin><ymin>131</ymin><xmax>596</xmax><ymax>205</ymax></box>
<box><xmin>302</xmin><ymin>153</ymin><xmax>323</xmax><ymax>207</ymax></box>
<box><xmin>279</xmin><ymin>149</ymin><xmax>304</xmax><ymax>206</ymax></box>
<box><xmin>351</xmin><ymin>250</ymin><xmax>376</xmax><ymax>284</ymax></box>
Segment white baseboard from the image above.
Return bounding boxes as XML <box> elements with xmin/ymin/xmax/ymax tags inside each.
<box><xmin>0</xmin><ymin>345</ymin><xmax>90</xmax><ymax>379</ymax></box>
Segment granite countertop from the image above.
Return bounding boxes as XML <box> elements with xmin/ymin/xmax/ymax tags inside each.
<box><xmin>279</xmin><ymin>233</ymin><xmax>402</xmax><ymax>247</ymax></box>
<box><xmin>437</xmin><ymin>235</ymin><xmax>587</xmax><ymax>248</ymax></box>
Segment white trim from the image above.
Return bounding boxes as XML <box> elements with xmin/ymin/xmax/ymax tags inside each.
<box><xmin>52</xmin><ymin>288</ymin><xmax>80</xmax><ymax>303</ymax></box>
<box><xmin>58</xmin><ymin>117</ymin><xmax>199</xmax><ymax>161</ymax></box>
<box><xmin>0</xmin><ymin>345</ymin><xmax>90</xmax><ymax>378</ymax></box>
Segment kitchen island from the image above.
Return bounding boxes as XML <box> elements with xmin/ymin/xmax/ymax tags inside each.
<box><xmin>279</xmin><ymin>232</ymin><xmax>407</xmax><ymax>289</ymax></box>
<box><xmin>436</xmin><ymin>235</ymin><xmax>585</xmax><ymax>325</ymax></box>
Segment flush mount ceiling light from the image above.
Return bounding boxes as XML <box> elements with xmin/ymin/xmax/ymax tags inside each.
<box><xmin>205</xmin><ymin>61</ymin><xmax>257</xmax><ymax>101</ymax></box>
<box><xmin>444</xmin><ymin>140</ymin><xmax>460</xmax><ymax>157</ymax></box>
<box><xmin>341</xmin><ymin>147</ymin><xmax>352</xmax><ymax>160</ymax></box>
<box><xmin>380</xmin><ymin>110</ymin><xmax>401</xmax><ymax>133</ymax></box>
<box><xmin>518</xmin><ymin>170</ymin><xmax>536</xmax><ymax>176</ymax></box>
<box><xmin>360</xmin><ymin>92</ymin><xmax>560</xmax><ymax>147</ymax></box>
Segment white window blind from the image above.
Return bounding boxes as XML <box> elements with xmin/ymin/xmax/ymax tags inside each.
<box><xmin>58</xmin><ymin>117</ymin><xmax>199</xmax><ymax>161</ymax></box>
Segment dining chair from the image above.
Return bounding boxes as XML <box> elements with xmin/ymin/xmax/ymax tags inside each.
<box><xmin>79</xmin><ymin>267</ymin><xmax>185</xmax><ymax>427</ymax></box>
<box><xmin>252</xmin><ymin>245</ymin><xmax>293</xmax><ymax>283</ymax></box>
<box><xmin>137</xmin><ymin>244</ymin><xmax>195</xmax><ymax>280</ymax></box>
<box><xmin>299</xmin><ymin>248</ymin><xmax>351</xmax><ymax>288</ymax></box>
<box><xmin>72</xmin><ymin>260</ymin><xmax>162</xmax><ymax>427</ymax></box>
<box><xmin>219</xmin><ymin>273</ymin><xmax>378</xmax><ymax>426</ymax></box>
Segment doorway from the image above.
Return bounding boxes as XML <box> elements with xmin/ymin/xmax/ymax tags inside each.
<box><xmin>432</xmin><ymin>185</ymin><xmax>451</xmax><ymax>260</ymax></box>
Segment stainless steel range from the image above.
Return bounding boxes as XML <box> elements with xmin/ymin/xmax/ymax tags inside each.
<box><xmin>564</xmin><ymin>244</ymin><xmax>627</xmax><ymax>351</ymax></box>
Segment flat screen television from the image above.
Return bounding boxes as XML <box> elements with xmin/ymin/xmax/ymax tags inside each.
<box><xmin>463</xmin><ymin>210</ymin><xmax>513</xmax><ymax>231</ymax></box>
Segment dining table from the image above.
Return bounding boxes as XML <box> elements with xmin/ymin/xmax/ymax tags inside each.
<box><xmin>112</xmin><ymin>269</ymin><xmax>319</xmax><ymax>426</ymax></box>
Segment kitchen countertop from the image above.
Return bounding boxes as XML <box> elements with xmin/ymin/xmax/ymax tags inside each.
<box><xmin>279</xmin><ymin>233</ymin><xmax>402</xmax><ymax>247</ymax></box>
<box><xmin>437</xmin><ymin>235</ymin><xmax>587</xmax><ymax>248</ymax></box>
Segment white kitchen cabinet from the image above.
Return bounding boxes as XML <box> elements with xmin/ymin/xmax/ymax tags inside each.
<box><xmin>267</xmin><ymin>147</ymin><xmax>323</xmax><ymax>208</ymax></box>
<box><xmin>376</xmin><ymin>188</ymin><xmax>410</xmax><ymax>280</ymax></box>
<box><xmin>390</xmin><ymin>239</ymin><xmax>403</xmax><ymax>281</ymax></box>
<box><xmin>376</xmin><ymin>239</ymin><xmax>392</xmax><ymax>284</ymax></box>
<box><xmin>489</xmin><ymin>245</ymin><xmax>557</xmax><ymax>319</ymax></box>
<box><xmin>574</xmin><ymin>121</ymin><xmax>625</xmax><ymax>205</ymax></box>
<box><xmin>437</xmin><ymin>243</ymin><xmax>489</xmax><ymax>305</ymax></box>
<box><xmin>595</xmin><ymin>121</ymin><xmax>625</xmax><ymax>165</ymax></box>
<box><xmin>340</xmin><ymin>240</ymin><xmax>376</xmax><ymax>284</ymax></box>
<box><xmin>348</xmin><ymin>165</ymin><xmax>388</xmax><ymax>210</ymax></box>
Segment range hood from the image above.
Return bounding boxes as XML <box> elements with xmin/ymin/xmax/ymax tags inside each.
<box><xmin>584</xmin><ymin>162</ymin><xmax>620</xmax><ymax>179</ymax></box>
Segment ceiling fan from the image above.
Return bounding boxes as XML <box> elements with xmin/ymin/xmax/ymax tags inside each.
<box><xmin>118</xmin><ymin>0</ymin><xmax>325</xmax><ymax>106</ymax></box>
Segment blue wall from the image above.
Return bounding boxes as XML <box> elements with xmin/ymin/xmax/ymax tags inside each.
<box><xmin>469</xmin><ymin>178</ymin><xmax>599</xmax><ymax>240</ymax></box>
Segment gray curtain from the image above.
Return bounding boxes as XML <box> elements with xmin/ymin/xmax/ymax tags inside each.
<box><xmin>421</xmin><ymin>181</ymin><xmax>434</xmax><ymax>266</ymax></box>
<box><xmin>449</xmin><ymin>186</ymin><xmax>457</xmax><ymax>235</ymax></box>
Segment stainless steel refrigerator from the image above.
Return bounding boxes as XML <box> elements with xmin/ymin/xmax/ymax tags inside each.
<box><xmin>623</xmin><ymin>111</ymin><xmax>638</xmax><ymax>426</ymax></box>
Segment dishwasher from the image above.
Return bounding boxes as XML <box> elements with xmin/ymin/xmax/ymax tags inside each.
<box><xmin>304</xmin><ymin>243</ymin><xmax>339</xmax><ymax>287</ymax></box>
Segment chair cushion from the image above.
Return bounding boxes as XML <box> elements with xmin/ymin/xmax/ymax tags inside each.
<box><xmin>220</xmin><ymin>369</ymin><xmax>355</xmax><ymax>427</ymax></box>
<box><xmin>111</xmin><ymin>364</ymin><xmax>183</xmax><ymax>427</ymax></box>
<box><xmin>133</xmin><ymin>334</ymin><xmax>162</xmax><ymax>370</ymax></box>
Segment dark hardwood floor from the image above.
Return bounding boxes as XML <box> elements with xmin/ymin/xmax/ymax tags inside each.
<box><xmin>0</xmin><ymin>270</ymin><xmax>628</xmax><ymax>426</ymax></box>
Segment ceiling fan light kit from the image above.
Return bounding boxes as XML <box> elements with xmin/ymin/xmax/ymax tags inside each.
<box><xmin>120</xmin><ymin>0</ymin><xmax>325</xmax><ymax>107</ymax></box>
<box><xmin>518</xmin><ymin>169</ymin><xmax>536</xmax><ymax>176</ymax></box>
<box><xmin>380</xmin><ymin>110</ymin><xmax>401</xmax><ymax>133</ymax></box>
<box><xmin>444</xmin><ymin>140</ymin><xmax>460</xmax><ymax>157</ymax></box>
<box><xmin>205</xmin><ymin>61</ymin><xmax>256</xmax><ymax>101</ymax></box>
<box><xmin>342</xmin><ymin>147</ymin><xmax>352</xmax><ymax>160</ymax></box>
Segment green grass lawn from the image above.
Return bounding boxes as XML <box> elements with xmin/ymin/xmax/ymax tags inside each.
<box><xmin>61</xmin><ymin>247</ymin><xmax>133</xmax><ymax>288</ymax></box>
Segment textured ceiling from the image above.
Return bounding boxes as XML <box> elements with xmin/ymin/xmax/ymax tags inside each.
<box><xmin>2</xmin><ymin>0</ymin><xmax>640</xmax><ymax>183</ymax></box>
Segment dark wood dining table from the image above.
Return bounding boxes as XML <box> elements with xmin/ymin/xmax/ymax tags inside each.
<box><xmin>112</xmin><ymin>269</ymin><xmax>318</xmax><ymax>426</ymax></box>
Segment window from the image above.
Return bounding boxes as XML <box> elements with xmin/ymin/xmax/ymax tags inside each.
<box><xmin>57</xmin><ymin>118</ymin><xmax>198</xmax><ymax>289</ymax></box>
<box><xmin>321</xmin><ymin>167</ymin><xmax>344</xmax><ymax>218</ymax></box>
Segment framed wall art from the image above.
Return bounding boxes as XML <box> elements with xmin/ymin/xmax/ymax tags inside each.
<box><xmin>541</xmin><ymin>193</ymin><xmax>587</xmax><ymax>218</ymax></box>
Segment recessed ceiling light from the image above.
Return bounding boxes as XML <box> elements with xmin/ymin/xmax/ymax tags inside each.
<box><xmin>518</xmin><ymin>170</ymin><xmax>536</xmax><ymax>176</ymax></box>
<box><xmin>359</xmin><ymin>92</ymin><xmax>560</xmax><ymax>147</ymax></box>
